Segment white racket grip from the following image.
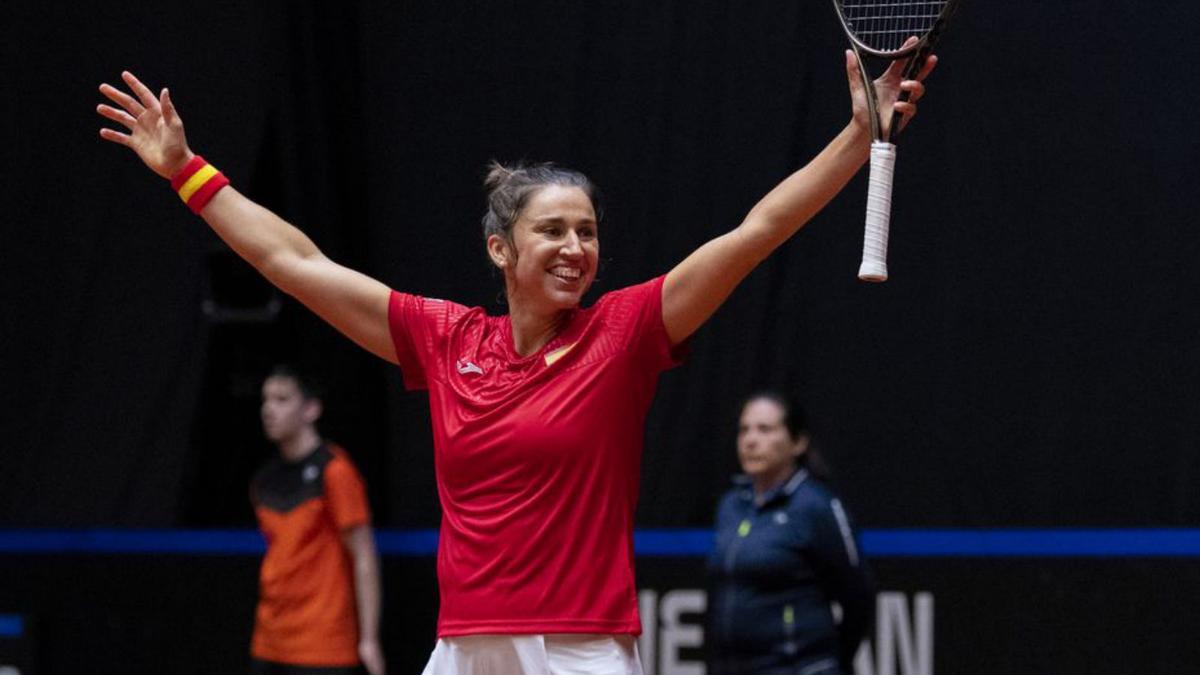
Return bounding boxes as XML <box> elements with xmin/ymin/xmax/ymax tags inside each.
<box><xmin>858</xmin><ymin>140</ymin><xmax>897</xmax><ymax>282</ymax></box>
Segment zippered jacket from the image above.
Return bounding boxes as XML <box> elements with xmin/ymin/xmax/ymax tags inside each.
<box><xmin>707</xmin><ymin>469</ymin><xmax>875</xmax><ymax>674</ymax></box>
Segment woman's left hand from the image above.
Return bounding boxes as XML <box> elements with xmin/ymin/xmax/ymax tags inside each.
<box><xmin>846</xmin><ymin>41</ymin><xmax>938</xmax><ymax>139</ymax></box>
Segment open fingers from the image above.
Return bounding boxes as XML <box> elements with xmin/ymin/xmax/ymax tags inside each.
<box><xmin>900</xmin><ymin>79</ymin><xmax>926</xmax><ymax>104</ymax></box>
<box><xmin>897</xmin><ymin>53</ymin><xmax>935</xmax><ymax>105</ymax></box>
<box><xmin>845</xmin><ymin>49</ymin><xmax>870</xmax><ymax>99</ymax></box>
<box><xmin>97</xmin><ymin>103</ymin><xmax>137</xmax><ymax>130</ymax></box>
<box><xmin>160</xmin><ymin>88</ymin><xmax>179</xmax><ymax>125</ymax></box>
<box><xmin>98</xmin><ymin>127</ymin><xmax>133</xmax><ymax>147</ymax></box>
<box><xmin>122</xmin><ymin>71</ymin><xmax>160</xmax><ymax>113</ymax></box>
<box><xmin>914</xmin><ymin>53</ymin><xmax>938</xmax><ymax>82</ymax></box>
<box><xmin>881</xmin><ymin>37</ymin><xmax>921</xmax><ymax>78</ymax></box>
<box><xmin>892</xmin><ymin>99</ymin><xmax>918</xmax><ymax>133</ymax></box>
<box><xmin>896</xmin><ymin>51</ymin><xmax>937</xmax><ymax>86</ymax></box>
<box><xmin>99</xmin><ymin>83</ymin><xmax>145</xmax><ymax>117</ymax></box>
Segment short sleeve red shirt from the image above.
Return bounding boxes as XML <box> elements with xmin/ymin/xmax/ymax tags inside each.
<box><xmin>388</xmin><ymin>275</ymin><xmax>683</xmax><ymax>636</ymax></box>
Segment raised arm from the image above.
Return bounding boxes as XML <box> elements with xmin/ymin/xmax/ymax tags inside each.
<box><xmin>97</xmin><ymin>72</ymin><xmax>397</xmax><ymax>364</ymax></box>
<box><xmin>661</xmin><ymin>51</ymin><xmax>936</xmax><ymax>345</ymax></box>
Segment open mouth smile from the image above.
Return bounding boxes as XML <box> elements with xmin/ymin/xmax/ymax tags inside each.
<box><xmin>550</xmin><ymin>266</ymin><xmax>583</xmax><ymax>281</ymax></box>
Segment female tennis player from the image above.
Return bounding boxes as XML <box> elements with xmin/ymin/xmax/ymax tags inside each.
<box><xmin>96</xmin><ymin>49</ymin><xmax>934</xmax><ymax>674</ymax></box>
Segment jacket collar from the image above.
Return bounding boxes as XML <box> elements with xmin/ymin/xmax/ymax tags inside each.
<box><xmin>734</xmin><ymin>468</ymin><xmax>810</xmax><ymax>507</ymax></box>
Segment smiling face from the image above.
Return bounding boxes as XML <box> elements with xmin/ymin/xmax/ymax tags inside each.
<box><xmin>488</xmin><ymin>184</ymin><xmax>599</xmax><ymax>313</ymax></box>
<box><xmin>737</xmin><ymin>397</ymin><xmax>807</xmax><ymax>488</ymax></box>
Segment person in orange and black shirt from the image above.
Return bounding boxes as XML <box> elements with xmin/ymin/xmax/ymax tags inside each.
<box><xmin>250</xmin><ymin>365</ymin><xmax>385</xmax><ymax>675</ymax></box>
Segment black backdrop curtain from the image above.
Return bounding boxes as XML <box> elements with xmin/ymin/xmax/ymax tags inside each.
<box><xmin>3</xmin><ymin>0</ymin><xmax>1200</xmax><ymax>530</ymax></box>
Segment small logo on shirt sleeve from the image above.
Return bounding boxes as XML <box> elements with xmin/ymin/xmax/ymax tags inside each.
<box><xmin>302</xmin><ymin>465</ymin><xmax>320</xmax><ymax>483</ymax></box>
<box><xmin>456</xmin><ymin>360</ymin><xmax>484</xmax><ymax>375</ymax></box>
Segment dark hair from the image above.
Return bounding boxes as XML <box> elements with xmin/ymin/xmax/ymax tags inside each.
<box><xmin>741</xmin><ymin>390</ymin><xmax>831</xmax><ymax>480</ymax></box>
<box><xmin>481</xmin><ymin>160</ymin><xmax>601</xmax><ymax>247</ymax></box>
<box><xmin>267</xmin><ymin>364</ymin><xmax>325</xmax><ymax>403</ymax></box>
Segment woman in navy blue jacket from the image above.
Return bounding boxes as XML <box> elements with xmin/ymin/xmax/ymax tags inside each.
<box><xmin>708</xmin><ymin>392</ymin><xmax>875</xmax><ymax>675</ymax></box>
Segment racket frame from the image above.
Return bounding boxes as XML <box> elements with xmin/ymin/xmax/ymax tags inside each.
<box><xmin>831</xmin><ymin>0</ymin><xmax>959</xmax><ymax>280</ymax></box>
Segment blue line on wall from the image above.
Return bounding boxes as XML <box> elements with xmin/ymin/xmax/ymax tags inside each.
<box><xmin>859</xmin><ymin>529</ymin><xmax>1200</xmax><ymax>558</ymax></box>
<box><xmin>0</xmin><ymin>614</ymin><xmax>24</xmax><ymax>638</ymax></box>
<box><xmin>1</xmin><ymin>528</ymin><xmax>1199</xmax><ymax>558</ymax></box>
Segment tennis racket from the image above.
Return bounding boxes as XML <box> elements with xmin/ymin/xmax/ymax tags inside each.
<box><xmin>833</xmin><ymin>0</ymin><xmax>959</xmax><ymax>281</ymax></box>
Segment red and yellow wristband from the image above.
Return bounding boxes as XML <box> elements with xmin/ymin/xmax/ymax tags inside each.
<box><xmin>169</xmin><ymin>155</ymin><xmax>230</xmax><ymax>215</ymax></box>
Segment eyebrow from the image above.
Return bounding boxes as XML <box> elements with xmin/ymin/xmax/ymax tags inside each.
<box><xmin>532</xmin><ymin>215</ymin><xmax>597</xmax><ymax>226</ymax></box>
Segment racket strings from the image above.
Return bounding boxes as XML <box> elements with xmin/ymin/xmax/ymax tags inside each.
<box><xmin>839</xmin><ymin>0</ymin><xmax>948</xmax><ymax>53</ymax></box>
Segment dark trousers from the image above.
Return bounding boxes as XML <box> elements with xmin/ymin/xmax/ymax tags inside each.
<box><xmin>250</xmin><ymin>658</ymin><xmax>365</xmax><ymax>675</ymax></box>
<box><xmin>709</xmin><ymin>655</ymin><xmax>843</xmax><ymax>675</ymax></box>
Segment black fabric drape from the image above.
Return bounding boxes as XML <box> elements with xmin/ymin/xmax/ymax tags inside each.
<box><xmin>4</xmin><ymin>0</ymin><xmax>1200</xmax><ymax>529</ymax></box>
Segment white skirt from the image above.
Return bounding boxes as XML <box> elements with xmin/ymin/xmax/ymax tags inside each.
<box><xmin>420</xmin><ymin>633</ymin><xmax>644</xmax><ymax>675</ymax></box>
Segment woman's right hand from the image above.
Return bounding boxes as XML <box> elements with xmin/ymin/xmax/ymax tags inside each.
<box><xmin>97</xmin><ymin>71</ymin><xmax>193</xmax><ymax>180</ymax></box>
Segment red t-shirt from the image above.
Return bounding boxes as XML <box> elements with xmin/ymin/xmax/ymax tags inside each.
<box><xmin>388</xmin><ymin>275</ymin><xmax>683</xmax><ymax>637</ymax></box>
